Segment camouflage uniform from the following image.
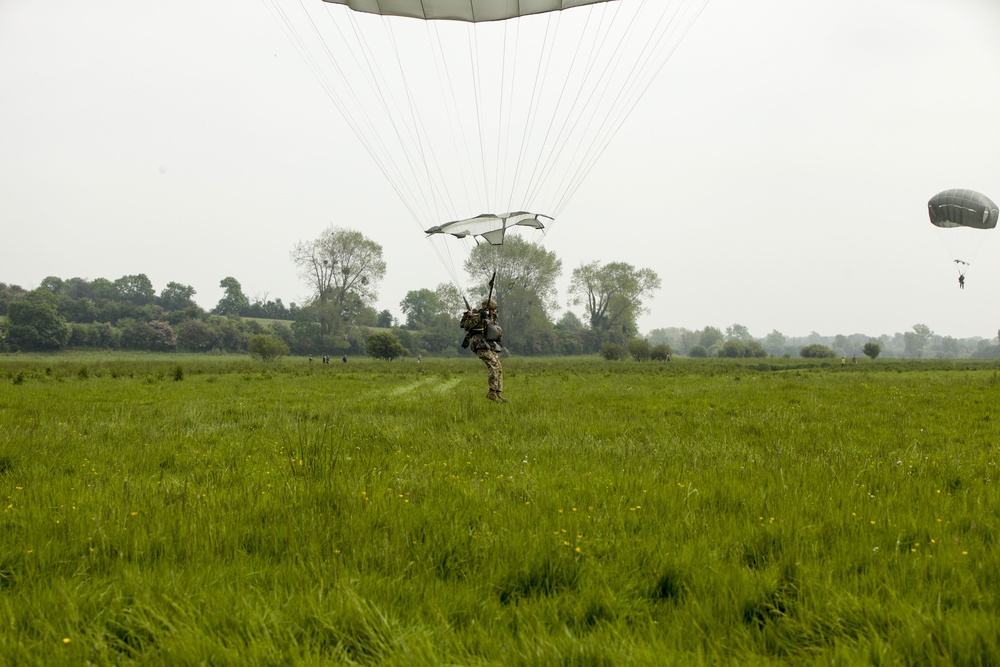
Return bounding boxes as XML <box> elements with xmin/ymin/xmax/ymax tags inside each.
<box><xmin>461</xmin><ymin>300</ymin><xmax>506</xmax><ymax>402</ymax></box>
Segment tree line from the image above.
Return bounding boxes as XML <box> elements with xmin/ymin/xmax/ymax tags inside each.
<box><xmin>0</xmin><ymin>274</ymin><xmax>295</xmax><ymax>354</ymax></box>
<box><xmin>646</xmin><ymin>323</ymin><xmax>1000</xmax><ymax>360</ymax></box>
<box><xmin>0</xmin><ymin>226</ymin><xmax>660</xmax><ymax>357</ymax></box>
<box><xmin>7</xmin><ymin>225</ymin><xmax>993</xmax><ymax>359</ymax></box>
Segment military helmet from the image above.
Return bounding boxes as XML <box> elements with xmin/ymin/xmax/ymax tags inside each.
<box><xmin>482</xmin><ymin>298</ymin><xmax>497</xmax><ymax>309</ymax></box>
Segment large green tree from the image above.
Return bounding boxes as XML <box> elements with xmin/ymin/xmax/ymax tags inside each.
<box><xmin>401</xmin><ymin>289</ymin><xmax>441</xmax><ymax>330</ymax></box>
<box><xmin>290</xmin><ymin>227</ymin><xmax>386</xmax><ymax>335</ymax></box>
<box><xmin>763</xmin><ymin>329</ymin><xmax>787</xmax><ymax>355</ymax></box>
<box><xmin>159</xmin><ymin>281</ymin><xmax>197</xmax><ymax>311</ymax></box>
<box><xmin>214</xmin><ymin>277</ymin><xmax>249</xmax><ymax>316</ymax></box>
<box><xmin>113</xmin><ymin>274</ymin><xmax>156</xmax><ymax>305</ymax></box>
<box><xmin>398</xmin><ymin>284</ymin><xmax>461</xmax><ymax>354</ymax></box>
<box><xmin>0</xmin><ymin>283</ymin><xmax>27</xmax><ymax>317</ymax></box>
<box><xmin>62</xmin><ymin>277</ymin><xmax>93</xmax><ymax>299</ymax></box>
<box><xmin>904</xmin><ymin>323</ymin><xmax>933</xmax><ymax>358</ymax></box>
<box><xmin>568</xmin><ymin>261</ymin><xmax>660</xmax><ymax>345</ymax></box>
<box><xmin>464</xmin><ymin>238</ymin><xmax>562</xmax><ymax>353</ymax></box>
<box><xmin>725</xmin><ymin>323</ymin><xmax>753</xmax><ymax>343</ymax></box>
<box><xmin>39</xmin><ymin>276</ymin><xmax>64</xmax><ymax>294</ymax></box>
<box><xmin>89</xmin><ymin>278</ymin><xmax>118</xmax><ymax>301</ymax></box>
<box><xmin>698</xmin><ymin>326</ymin><xmax>724</xmax><ymax>352</ymax></box>
<box><xmin>7</xmin><ymin>289</ymin><xmax>71</xmax><ymax>351</ymax></box>
<box><xmin>400</xmin><ymin>287</ymin><xmax>453</xmax><ymax>330</ymax></box>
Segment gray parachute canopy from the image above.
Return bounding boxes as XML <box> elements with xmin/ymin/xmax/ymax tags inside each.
<box><xmin>928</xmin><ymin>189</ymin><xmax>999</xmax><ymax>230</ymax></box>
<box><xmin>426</xmin><ymin>212</ymin><xmax>550</xmax><ymax>245</ymax></box>
<box><xmin>321</xmin><ymin>0</ymin><xmax>618</xmax><ymax>22</ymax></box>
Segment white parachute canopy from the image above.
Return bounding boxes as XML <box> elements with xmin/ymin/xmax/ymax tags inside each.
<box><xmin>263</xmin><ymin>0</ymin><xmax>708</xmax><ymax>282</ymax></box>
<box><xmin>426</xmin><ymin>212</ymin><xmax>550</xmax><ymax>245</ymax></box>
<box><xmin>322</xmin><ymin>0</ymin><xmax>623</xmax><ymax>23</ymax></box>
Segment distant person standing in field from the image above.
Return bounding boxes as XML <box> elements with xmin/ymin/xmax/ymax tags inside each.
<box><xmin>461</xmin><ymin>297</ymin><xmax>506</xmax><ymax>403</ymax></box>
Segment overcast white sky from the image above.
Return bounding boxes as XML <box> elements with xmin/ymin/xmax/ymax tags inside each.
<box><xmin>2</xmin><ymin>0</ymin><xmax>999</xmax><ymax>340</ymax></box>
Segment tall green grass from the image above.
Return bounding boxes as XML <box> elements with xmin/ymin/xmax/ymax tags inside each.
<box><xmin>1</xmin><ymin>354</ymin><xmax>999</xmax><ymax>664</ymax></box>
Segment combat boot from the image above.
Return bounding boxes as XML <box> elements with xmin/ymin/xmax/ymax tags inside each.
<box><xmin>487</xmin><ymin>390</ymin><xmax>507</xmax><ymax>403</ymax></box>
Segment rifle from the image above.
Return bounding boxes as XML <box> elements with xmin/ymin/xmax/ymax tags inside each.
<box><xmin>462</xmin><ymin>270</ymin><xmax>496</xmax><ymax>314</ymax></box>
<box><xmin>460</xmin><ymin>271</ymin><xmax>500</xmax><ymax>349</ymax></box>
<box><xmin>482</xmin><ymin>270</ymin><xmax>502</xmax><ymax>346</ymax></box>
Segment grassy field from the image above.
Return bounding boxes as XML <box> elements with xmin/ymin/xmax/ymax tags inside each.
<box><xmin>1</xmin><ymin>353</ymin><xmax>999</xmax><ymax>665</ymax></box>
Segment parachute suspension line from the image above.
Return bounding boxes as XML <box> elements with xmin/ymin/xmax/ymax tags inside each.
<box><xmin>382</xmin><ymin>18</ymin><xmax>458</xmax><ymax>228</ymax></box>
<box><xmin>495</xmin><ymin>18</ymin><xmax>511</xmax><ymax>219</ymax></box>
<box><xmin>314</xmin><ymin>8</ymin><xmax>423</xmax><ymax>211</ymax></box>
<box><xmin>516</xmin><ymin>7</ymin><xmax>592</xmax><ymax>211</ymax></box>
<box><xmin>552</xmin><ymin>0</ymin><xmax>711</xmax><ymax>217</ymax></box>
<box><xmin>505</xmin><ymin>12</ymin><xmax>558</xmax><ymax>216</ymax></box>
<box><xmin>544</xmin><ymin>0</ymin><xmax>649</xmax><ymax>213</ymax></box>
<box><xmin>497</xmin><ymin>19</ymin><xmax>525</xmax><ymax>219</ymax></box>
<box><xmin>933</xmin><ymin>225</ymin><xmax>982</xmax><ymax>275</ymax></box>
<box><xmin>545</xmin><ymin>0</ymin><xmax>668</xmax><ymax>215</ymax></box>
<box><xmin>428</xmin><ymin>21</ymin><xmax>483</xmax><ymax>218</ymax></box>
<box><xmin>262</xmin><ymin>0</ymin><xmax>427</xmax><ymax>227</ymax></box>
<box><xmin>422</xmin><ymin>20</ymin><xmax>494</xmax><ymax>290</ymax></box>
<box><xmin>333</xmin><ymin>13</ymin><xmax>418</xmax><ymax>199</ymax></box>
<box><xmin>341</xmin><ymin>11</ymin><xmax>440</xmax><ymax>224</ymax></box>
<box><xmin>551</xmin><ymin>4</ymin><xmax>627</xmax><ymax>203</ymax></box>
<box><xmin>932</xmin><ymin>225</ymin><xmax>956</xmax><ymax>267</ymax></box>
<box><xmin>296</xmin><ymin>3</ymin><xmax>429</xmax><ymax>224</ymax></box>
<box><xmin>428</xmin><ymin>234</ymin><xmax>465</xmax><ymax>290</ymax></box>
<box><xmin>521</xmin><ymin>5</ymin><xmax>613</xmax><ymax>210</ymax></box>
<box><xmin>468</xmin><ymin>26</ymin><xmax>492</xmax><ymax>214</ymax></box>
<box><xmin>570</xmin><ymin>0</ymin><xmax>708</xmax><ymax>206</ymax></box>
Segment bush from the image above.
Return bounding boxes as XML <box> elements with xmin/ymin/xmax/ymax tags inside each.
<box><xmin>366</xmin><ymin>331</ymin><xmax>407</xmax><ymax>361</ymax></box>
<box><xmin>800</xmin><ymin>344</ymin><xmax>836</xmax><ymax>359</ymax></box>
<box><xmin>716</xmin><ymin>340</ymin><xmax>769</xmax><ymax>359</ymax></box>
<box><xmin>66</xmin><ymin>322</ymin><xmax>119</xmax><ymax>349</ymax></box>
<box><xmin>268</xmin><ymin>322</ymin><xmax>296</xmax><ymax>351</ymax></box>
<box><xmin>719</xmin><ymin>340</ymin><xmax>748</xmax><ymax>358</ymax></box>
<box><xmin>212</xmin><ymin>316</ymin><xmax>248</xmax><ymax>352</ymax></box>
<box><xmin>248</xmin><ymin>334</ymin><xmax>290</xmax><ymax>363</ymax></box>
<box><xmin>863</xmin><ymin>341</ymin><xmax>881</xmax><ymax>360</ymax></box>
<box><xmin>650</xmin><ymin>343</ymin><xmax>672</xmax><ymax>362</ymax></box>
<box><xmin>600</xmin><ymin>343</ymin><xmax>628</xmax><ymax>361</ymax></box>
<box><xmin>176</xmin><ymin>319</ymin><xmax>217</xmax><ymax>352</ymax></box>
<box><xmin>628</xmin><ymin>338</ymin><xmax>651</xmax><ymax>362</ymax></box>
<box><xmin>120</xmin><ymin>319</ymin><xmax>176</xmax><ymax>351</ymax></box>
<box><xmin>688</xmin><ymin>345</ymin><xmax>708</xmax><ymax>358</ymax></box>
